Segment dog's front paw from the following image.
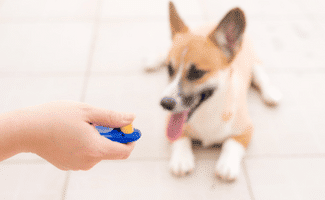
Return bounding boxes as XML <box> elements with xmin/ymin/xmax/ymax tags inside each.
<box><xmin>215</xmin><ymin>139</ymin><xmax>245</xmax><ymax>181</ymax></box>
<box><xmin>169</xmin><ymin>137</ymin><xmax>195</xmax><ymax>176</ymax></box>
<box><xmin>215</xmin><ymin>153</ymin><xmax>240</xmax><ymax>181</ymax></box>
<box><xmin>143</xmin><ymin>51</ymin><xmax>165</xmax><ymax>73</ymax></box>
<box><xmin>262</xmin><ymin>85</ymin><xmax>282</xmax><ymax>106</ymax></box>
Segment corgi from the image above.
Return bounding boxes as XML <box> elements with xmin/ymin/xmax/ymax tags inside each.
<box><xmin>147</xmin><ymin>2</ymin><xmax>282</xmax><ymax>181</ymax></box>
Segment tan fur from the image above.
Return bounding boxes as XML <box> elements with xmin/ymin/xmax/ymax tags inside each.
<box><xmin>166</xmin><ymin>34</ymin><xmax>228</xmax><ymax>84</ymax></box>
<box><xmin>232</xmin><ymin>125</ymin><xmax>253</xmax><ymax>148</ymax></box>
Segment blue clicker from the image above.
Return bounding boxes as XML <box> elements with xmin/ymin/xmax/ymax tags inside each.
<box><xmin>96</xmin><ymin>126</ymin><xmax>141</xmax><ymax>143</ymax></box>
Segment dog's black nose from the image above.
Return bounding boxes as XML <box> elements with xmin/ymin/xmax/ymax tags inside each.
<box><xmin>160</xmin><ymin>97</ymin><xmax>176</xmax><ymax>111</ymax></box>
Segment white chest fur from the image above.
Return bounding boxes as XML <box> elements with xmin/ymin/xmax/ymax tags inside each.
<box><xmin>187</xmin><ymin>69</ymin><xmax>237</xmax><ymax>147</ymax></box>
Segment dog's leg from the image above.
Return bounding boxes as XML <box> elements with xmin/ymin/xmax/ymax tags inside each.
<box><xmin>251</xmin><ymin>64</ymin><xmax>282</xmax><ymax>106</ymax></box>
<box><xmin>169</xmin><ymin>136</ymin><xmax>195</xmax><ymax>176</ymax></box>
<box><xmin>144</xmin><ymin>51</ymin><xmax>167</xmax><ymax>73</ymax></box>
<box><xmin>215</xmin><ymin>126</ymin><xmax>253</xmax><ymax>181</ymax></box>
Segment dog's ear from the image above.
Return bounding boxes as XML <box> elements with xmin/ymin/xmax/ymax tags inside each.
<box><xmin>208</xmin><ymin>8</ymin><xmax>246</xmax><ymax>63</ymax></box>
<box><xmin>169</xmin><ymin>1</ymin><xmax>188</xmax><ymax>38</ymax></box>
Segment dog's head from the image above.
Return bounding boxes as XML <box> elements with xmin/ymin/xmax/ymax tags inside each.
<box><xmin>161</xmin><ymin>2</ymin><xmax>246</xmax><ymax>141</ymax></box>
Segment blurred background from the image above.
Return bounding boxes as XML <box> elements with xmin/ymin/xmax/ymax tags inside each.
<box><xmin>0</xmin><ymin>0</ymin><xmax>324</xmax><ymax>199</ymax></box>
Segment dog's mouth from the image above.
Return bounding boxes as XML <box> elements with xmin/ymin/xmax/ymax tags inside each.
<box><xmin>166</xmin><ymin>88</ymin><xmax>216</xmax><ymax>141</ymax></box>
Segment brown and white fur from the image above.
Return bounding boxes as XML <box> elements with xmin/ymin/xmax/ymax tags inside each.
<box><xmin>147</xmin><ymin>2</ymin><xmax>282</xmax><ymax>181</ymax></box>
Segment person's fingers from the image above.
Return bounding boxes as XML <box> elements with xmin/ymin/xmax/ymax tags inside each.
<box><xmin>97</xmin><ymin>135</ymin><xmax>136</xmax><ymax>160</ymax></box>
<box><xmin>85</xmin><ymin>105</ymin><xmax>135</xmax><ymax>128</ymax></box>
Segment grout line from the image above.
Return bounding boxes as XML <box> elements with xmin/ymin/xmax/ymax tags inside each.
<box><xmin>0</xmin><ymin>14</ymin><xmax>314</xmax><ymax>24</ymax></box>
<box><xmin>61</xmin><ymin>171</ymin><xmax>71</xmax><ymax>200</ymax></box>
<box><xmin>0</xmin><ymin>66</ymin><xmax>325</xmax><ymax>79</ymax></box>
<box><xmin>80</xmin><ymin>0</ymin><xmax>102</xmax><ymax>103</ymax></box>
<box><xmin>0</xmin><ymin>18</ymin><xmax>95</xmax><ymax>24</ymax></box>
<box><xmin>245</xmin><ymin>153</ymin><xmax>325</xmax><ymax>159</ymax></box>
<box><xmin>0</xmin><ymin>159</ymin><xmax>48</xmax><ymax>165</ymax></box>
<box><xmin>0</xmin><ymin>71</ymin><xmax>85</xmax><ymax>78</ymax></box>
<box><xmin>2</xmin><ymin>152</ymin><xmax>325</xmax><ymax>166</ymax></box>
<box><xmin>2</xmin><ymin>150</ymin><xmax>325</xmax><ymax>165</ymax></box>
<box><xmin>242</xmin><ymin>161</ymin><xmax>256</xmax><ymax>200</ymax></box>
<box><xmin>60</xmin><ymin>1</ymin><xmax>102</xmax><ymax>200</ymax></box>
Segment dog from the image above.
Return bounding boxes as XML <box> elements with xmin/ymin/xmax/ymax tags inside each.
<box><xmin>146</xmin><ymin>2</ymin><xmax>282</xmax><ymax>181</ymax></box>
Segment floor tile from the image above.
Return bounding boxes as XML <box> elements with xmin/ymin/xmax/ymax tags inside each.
<box><xmin>245</xmin><ymin>157</ymin><xmax>325</xmax><ymax>200</ymax></box>
<box><xmin>91</xmin><ymin>19</ymin><xmax>204</xmax><ymax>73</ymax></box>
<box><xmin>247</xmin><ymin>18</ymin><xmax>325</xmax><ymax>71</ymax></box>
<box><xmin>2</xmin><ymin>153</ymin><xmax>45</xmax><ymax>163</ymax></box>
<box><xmin>316</xmin><ymin>19</ymin><xmax>325</xmax><ymax>34</ymax></box>
<box><xmin>202</xmin><ymin>0</ymin><xmax>305</xmax><ymax>21</ymax></box>
<box><xmin>0</xmin><ymin>0</ymin><xmax>98</xmax><ymax>20</ymax></box>
<box><xmin>66</xmin><ymin>152</ymin><xmax>251</xmax><ymax>200</ymax></box>
<box><xmin>100</xmin><ymin>0</ymin><xmax>203</xmax><ymax>20</ymax></box>
<box><xmin>298</xmin><ymin>0</ymin><xmax>325</xmax><ymax>18</ymax></box>
<box><xmin>0</xmin><ymin>163</ymin><xmax>66</xmax><ymax>200</ymax></box>
<box><xmin>0</xmin><ymin>76</ymin><xmax>84</xmax><ymax>113</ymax></box>
<box><xmin>247</xmin><ymin>73</ymin><xmax>325</xmax><ymax>156</ymax></box>
<box><xmin>91</xmin><ymin>21</ymin><xmax>170</xmax><ymax>73</ymax></box>
<box><xmin>0</xmin><ymin>23</ymin><xmax>93</xmax><ymax>73</ymax></box>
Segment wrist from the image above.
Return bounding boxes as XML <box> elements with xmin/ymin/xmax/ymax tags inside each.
<box><xmin>0</xmin><ymin>110</ymin><xmax>28</xmax><ymax>161</ymax></box>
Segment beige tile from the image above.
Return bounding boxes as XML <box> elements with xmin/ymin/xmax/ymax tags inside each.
<box><xmin>298</xmin><ymin>0</ymin><xmax>325</xmax><ymax>17</ymax></box>
<box><xmin>91</xmin><ymin>21</ymin><xmax>170</xmax><ymax>73</ymax></box>
<box><xmin>247</xmin><ymin>18</ymin><xmax>325</xmax><ymax>71</ymax></box>
<box><xmin>0</xmin><ymin>163</ymin><xmax>66</xmax><ymax>200</ymax></box>
<box><xmin>100</xmin><ymin>0</ymin><xmax>203</xmax><ymax>20</ymax></box>
<box><xmin>0</xmin><ymin>23</ymin><xmax>93</xmax><ymax>73</ymax></box>
<box><xmin>66</xmin><ymin>152</ymin><xmax>251</xmax><ymax>200</ymax></box>
<box><xmin>247</xmin><ymin>73</ymin><xmax>325</xmax><ymax>156</ymax></box>
<box><xmin>0</xmin><ymin>76</ymin><xmax>84</xmax><ymax>113</ymax></box>
<box><xmin>316</xmin><ymin>19</ymin><xmax>325</xmax><ymax>34</ymax></box>
<box><xmin>91</xmin><ymin>19</ymin><xmax>204</xmax><ymax>73</ymax></box>
<box><xmin>245</xmin><ymin>157</ymin><xmax>325</xmax><ymax>200</ymax></box>
<box><xmin>202</xmin><ymin>0</ymin><xmax>305</xmax><ymax>21</ymax></box>
<box><xmin>0</xmin><ymin>0</ymin><xmax>98</xmax><ymax>20</ymax></box>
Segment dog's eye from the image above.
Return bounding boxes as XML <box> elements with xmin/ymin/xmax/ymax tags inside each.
<box><xmin>167</xmin><ymin>63</ymin><xmax>175</xmax><ymax>77</ymax></box>
<box><xmin>187</xmin><ymin>64</ymin><xmax>207</xmax><ymax>81</ymax></box>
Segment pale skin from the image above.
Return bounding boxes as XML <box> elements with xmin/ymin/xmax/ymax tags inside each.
<box><xmin>0</xmin><ymin>100</ymin><xmax>136</xmax><ymax>171</ymax></box>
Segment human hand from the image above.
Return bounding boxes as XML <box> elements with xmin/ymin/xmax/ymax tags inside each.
<box><xmin>13</xmin><ymin>100</ymin><xmax>136</xmax><ymax>171</ymax></box>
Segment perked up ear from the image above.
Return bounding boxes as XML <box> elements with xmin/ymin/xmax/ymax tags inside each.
<box><xmin>169</xmin><ymin>1</ymin><xmax>188</xmax><ymax>38</ymax></box>
<box><xmin>208</xmin><ymin>8</ymin><xmax>246</xmax><ymax>63</ymax></box>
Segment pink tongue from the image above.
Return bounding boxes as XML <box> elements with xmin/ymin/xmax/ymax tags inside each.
<box><xmin>167</xmin><ymin>110</ymin><xmax>189</xmax><ymax>141</ymax></box>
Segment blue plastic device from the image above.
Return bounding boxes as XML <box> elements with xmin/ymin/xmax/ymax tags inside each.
<box><xmin>96</xmin><ymin>126</ymin><xmax>141</xmax><ymax>143</ymax></box>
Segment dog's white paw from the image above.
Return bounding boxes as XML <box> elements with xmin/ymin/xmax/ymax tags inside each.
<box><xmin>169</xmin><ymin>137</ymin><xmax>195</xmax><ymax>176</ymax></box>
<box><xmin>143</xmin><ymin>51</ymin><xmax>165</xmax><ymax>73</ymax></box>
<box><xmin>215</xmin><ymin>153</ymin><xmax>240</xmax><ymax>181</ymax></box>
<box><xmin>262</xmin><ymin>85</ymin><xmax>282</xmax><ymax>106</ymax></box>
<box><xmin>215</xmin><ymin>139</ymin><xmax>245</xmax><ymax>181</ymax></box>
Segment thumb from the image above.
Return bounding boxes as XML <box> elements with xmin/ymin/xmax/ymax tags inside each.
<box><xmin>86</xmin><ymin>105</ymin><xmax>135</xmax><ymax>128</ymax></box>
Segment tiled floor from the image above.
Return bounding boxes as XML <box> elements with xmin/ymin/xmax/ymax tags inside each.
<box><xmin>0</xmin><ymin>0</ymin><xmax>324</xmax><ymax>199</ymax></box>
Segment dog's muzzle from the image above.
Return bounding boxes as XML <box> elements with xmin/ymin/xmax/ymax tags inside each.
<box><xmin>160</xmin><ymin>87</ymin><xmax>216</xmax><ymax>120</ymax></box>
